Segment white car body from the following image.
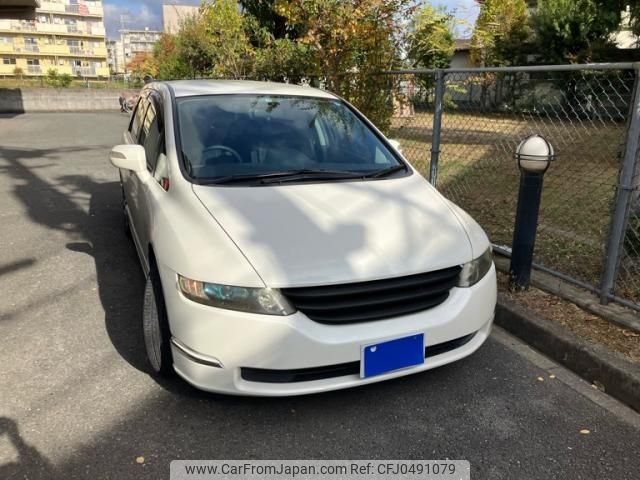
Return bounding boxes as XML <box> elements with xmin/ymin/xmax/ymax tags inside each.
<box><xmin>112</xmin><ymin>80</ymin><xmax>497</xmax><ymax>396</ymax></box>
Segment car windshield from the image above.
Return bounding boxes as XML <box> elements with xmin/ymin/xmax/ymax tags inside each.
<box><xmin>176</xmin><ymin>94</ymin><xmax>404</xmax><ymax>182</ymax></box>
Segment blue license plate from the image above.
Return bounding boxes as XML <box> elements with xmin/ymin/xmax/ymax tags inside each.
<box><xmin>361</xmin><ymin>333</ymin><xmax>425</xmax><ymax>378</ymax></box>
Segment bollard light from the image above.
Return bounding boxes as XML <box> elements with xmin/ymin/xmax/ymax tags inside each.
<box><xmin>509</xmin><ymin>135</ymin><xmax>555</xmax><ymax>291</ymax></box>
<box><xmin>515</xmin><ymin>134</ymin><xmax>555</xmax><ymax>173</ymax></box>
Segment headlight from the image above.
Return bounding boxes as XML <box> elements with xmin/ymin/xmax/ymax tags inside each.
<box><xmin>457</xmin><ymin>247</ymin><xmax>493</xmax><ymax>287</ymax></box>
<box><xmin>178</xmin><ymin>275</ymin><xmax>296</xmax><ymax>316</ymax></box>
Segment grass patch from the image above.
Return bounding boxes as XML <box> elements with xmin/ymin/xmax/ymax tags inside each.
<box><xmin>0</xmin><ymin>78</ymin><xmax>135</xmax><ymax>90</ymax></box>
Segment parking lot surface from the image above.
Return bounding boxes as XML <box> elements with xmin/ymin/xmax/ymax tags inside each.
<box><xmin>1</xmin><ymin>113</ymin><xmax>640</xmax><ymax>480</ymax></box>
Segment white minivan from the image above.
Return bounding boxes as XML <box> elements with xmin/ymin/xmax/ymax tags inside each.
<box><xmin>110</xmin><ymin>80</ymin><xmax>497</xmax><ymax>396</ymax></box>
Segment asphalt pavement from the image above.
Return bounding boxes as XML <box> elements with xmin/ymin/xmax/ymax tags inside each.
<box><xmin>1</xmin><ymin>113</ymin><xmax>639</xmax><ymax>480</ymax></box>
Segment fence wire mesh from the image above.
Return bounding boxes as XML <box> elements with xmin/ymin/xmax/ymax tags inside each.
<box><xmin>386</xmin><ymin>66</ymin><xmax>640</xmax><ymax>310</ymax></box>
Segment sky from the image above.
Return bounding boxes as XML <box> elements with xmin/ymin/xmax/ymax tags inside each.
<box><xmin>103</xmin><ymin>0</ymin><xmax>201</xmax><ymax>38</ymax></box>
<box><xmin>102</xmin><ymin>0</ymin><xmax>480</xmax><ymax>40</ymax></box>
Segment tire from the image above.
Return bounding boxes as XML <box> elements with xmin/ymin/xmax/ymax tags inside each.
<box><xmin>143</xmin><ymin>265</ymin><xmax>174</xmax><ymax>376</ymax></box>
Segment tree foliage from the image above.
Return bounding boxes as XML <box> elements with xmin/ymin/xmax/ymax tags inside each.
<box><xmin>126</xmin><ymin>52</ymin><xmax>158</xmax><ymax>82</ymax></box>
<box><xmin>254</xmin><ymin>38</ymin><xmax>312</xmax><ymax>82</ymax></box>
<box><xmin>532</xmin><ymin>0</ymin><xmax>621</xmax><ymax>63</ymax></box>
<box><xmin>406</xmin><ymin>4</ymin><xmax>455</xmax><ymax>69</ymax></box>
<box><xmin>471</xmin><ymin>0</ymin><xmax>530</xmax><ymax>66</ymax></box>
<box><xmin>200</xmin><ymin>0</ymin><xmax>255</xmax><ymax>78</ymax></box>
<box><xmin>174</xmin><ymin>15</ymin><xmax>214</xmax><ymax>77</ymax></box>
<box><xmin>272</xmin><ymin>0</ymin><xmax>415</xmax><ymax>130</ymax></box>
<box><xmin>153</xmin><ymin>34</ymin><xmax>190</xmax><ymax>80</ymax></box>
<box><xmin>240</xmin><ymin>0</ymin><xmax>292</xmax><ymax>39</ymax></box>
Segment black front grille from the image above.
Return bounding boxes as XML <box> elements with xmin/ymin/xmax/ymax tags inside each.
<box><xmin>281</xmin><ymin>266</ymin><xmax>462</xmax><ymax>324</ymax></box>
<box><xmin>241</xmin><ymin>333</ymin><xmax>476</xmax><ymax>383</ymax></box>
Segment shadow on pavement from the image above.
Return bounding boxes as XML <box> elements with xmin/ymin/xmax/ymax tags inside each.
<box><xmin>0</xmin><ymin>417</ymin><xmax>54</xmax><ymax>479</ymax></box>
<box><xmin>0</xmin><ymin>146</ymin><xmax>153</xmax><ymax>377</ymax></box>
<box><xmin>0</xmin><ymin>258</ymin><xmax>36</xmax><ymax>277</ymax></box>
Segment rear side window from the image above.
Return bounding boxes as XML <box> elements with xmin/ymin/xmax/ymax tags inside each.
<box><xmin>129</xmin><ymin>96</ymin><xmax>149</xmax><ymax>142</ymax></box>
<box><xmin>142</xmin><ymin>101</ymin><xmax>163</xmax><ymax>171</ymax></box>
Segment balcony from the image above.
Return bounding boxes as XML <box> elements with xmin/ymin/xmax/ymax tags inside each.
<box><xmin>72</xmin><ymin>66</ymin><xmax>95</xmax><ymax>77</ymax></box>
<box><xmin>0</xmin><ymin>19</ymin><xmax>106</xmax><ymax>37</ymax></box>
<box><xmin>24</xmin><ymin>44</ymin><xmax>39</xmax><ymax>53</ymax></box>
<box><xmin>39</xmin><ymin>1</ymin><xmax>103</xmax><ymax>17</ymax></box>
<box><xmin>27</xmin><ymin>65</ymin><xmax>41</xmax><ymax>74</ymax></box>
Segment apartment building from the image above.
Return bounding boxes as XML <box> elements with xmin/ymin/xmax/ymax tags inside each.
<box><xmin>111</xmin><ymin>28</ymin><xmax>162</xmax><ymax>74</ymax></box>
<box><xmin>0</xmin><ymin>1</ymin><xmax>41</xmax><ymax>20</ymax></box>
<box><xmin>106</xmin><ymin>38</ymin><xmax>119</xmax><ymax>74</ymax></box>
<box><xmin>0</xmin><ymin>0</ymin><xmax>108</xmax><ymax>77</ymax></box>
<box><xmin>162</xmin><ymin>4</ymin><xmax>199</xmax><ymax>35</ymax></box>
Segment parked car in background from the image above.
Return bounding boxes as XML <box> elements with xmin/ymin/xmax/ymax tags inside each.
<box><xmin>109</xmin><ymin>80</ymin><xmax>497</xmax><ymax>396</ymax></box>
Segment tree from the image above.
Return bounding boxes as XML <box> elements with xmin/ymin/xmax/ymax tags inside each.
<box><xmin>254</xmin><ymin>38</ymin><xmax>312</xmax><ymax>82</ymax></box>
<box><xmin>533</xmin><ymin>0</ymin><xmax>624</xmax><ymax>63</ymax></box>
<box><xmin>471</xmin><ymin>0</ymin><xmax>530</xmax><ymax>67</ymax></box>
<box><xmin>200</xmin><ymin>0</ymin><xmax>255</xmax><ymax>78</ymax></box>
<box><xmin>240</xmin><ymin>0</ymin><xmax>292</xmax><ymax>40</ymax></box>
<box><xmin>406</xmin><ymin>5</ymin><xmax>455</xmax><ymax>69</ymax></box>
<box><xmin>628</xmin><ymin>2</ymin><xmax>640</xmax><ymax>39</ymax></box>
<box><xmin>153</xmin><ymin>34</ymin><xmax>190</xmax><ymax>80</ymax></box>
<box><xmin>126</xmin><ymin>52</ymin><xmax>157</xmax><ymax>80</ymax></box>
<box><xmin>44</xmin><ymin>68</ymin><xmax>59</xmax><ymax>87</ymax></box>
<box><xmin>274</xmin><ymin>0</ymin><xmax>415</xmax><ymax>130</ymax></box>
<box><xmin>175</xmin><ymin>15</ymin><xmax>214</xmax><ymax>78</ymax></box>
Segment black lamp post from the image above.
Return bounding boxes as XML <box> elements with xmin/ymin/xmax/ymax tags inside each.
<box><xmin>509</xmin><ymin>134</ymin><xmax>555</xmax><ymax>291</ymax></box>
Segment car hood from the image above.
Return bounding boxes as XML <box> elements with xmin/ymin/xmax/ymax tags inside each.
<box><xmin>192</xmin><ymin>174</ymin><xmax>474</xmax><ymax>288</ymax></box>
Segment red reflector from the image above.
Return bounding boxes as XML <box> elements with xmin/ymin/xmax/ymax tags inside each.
<box><xmin>161</xmin><ymin>177</ymin><xmax>170</xmax><ymax>191</ymax></box>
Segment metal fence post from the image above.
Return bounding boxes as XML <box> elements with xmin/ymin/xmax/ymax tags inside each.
<box><xmin>599</xmin><ymin>64</ymin><xmax>640</xmax><ymax>304</ymax></box>
<box><xmin>429</xmin><ymin>69</ymin><xmax>445</xmax><ymax>186</ymax></box>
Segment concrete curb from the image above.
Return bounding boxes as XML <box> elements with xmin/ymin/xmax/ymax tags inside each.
<box><xmin>496</xmin><ymin>293</ymin><xmax>640</xmax><ymax>413</ymax></box>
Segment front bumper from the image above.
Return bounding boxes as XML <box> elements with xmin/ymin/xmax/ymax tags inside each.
<box><xmin>158</xmin><ymin>263</ymin><xmax>497</xmax><ymax>396</ymax></box>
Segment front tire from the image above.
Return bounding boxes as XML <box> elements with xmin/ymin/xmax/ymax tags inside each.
<box><xmin>143</xmin><ymin>266</ymin><xmax>174</xmax><ymax>376</ymax></box>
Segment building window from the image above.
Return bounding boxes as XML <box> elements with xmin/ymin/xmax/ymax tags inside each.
<box><xmin>0</xmin><ymin>37</ymin><xmax>11</xmax><ymax>44</ymax></box>
<box><xmin>3</xmin><ymin>58</ymin><xmax>17</xmax><ymax>65</ymax></box>
<box><xmin>26</xmin><ymin>59</ymin><xmax>40</xmax><ymax>66</ymax></box>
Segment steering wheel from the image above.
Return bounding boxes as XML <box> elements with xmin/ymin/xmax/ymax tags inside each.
<box><xmin>202</xmin><ymin>145</ymin><xmax>243</xmax><ymax>163</ymax></box>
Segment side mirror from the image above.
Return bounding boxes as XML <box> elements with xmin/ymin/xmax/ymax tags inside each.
<box><xmin>109</xmin><ymin>144</ymin><xmax>146</xmax><ymax>173</ymax></box>
<box><xmin>388</xmin><ymin>139</ymin><xmax>402</xmax><ymax>154</ymax></box>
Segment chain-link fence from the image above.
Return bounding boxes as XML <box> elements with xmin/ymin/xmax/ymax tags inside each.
<box><xmin>384</xmin><ymin>64</ymin><xmax>640</xmax><ymax>311</ymax></box>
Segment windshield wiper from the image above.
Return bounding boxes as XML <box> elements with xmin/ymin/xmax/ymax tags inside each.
<box><xmin>363</xmin><ymin>165</ymin><xmax>407</xmax><ymax>178</ymax></box>
<box><xmin>203</xmin><ymin>169</ymin><xmax>363</xmax><ymax>185</ymax></box>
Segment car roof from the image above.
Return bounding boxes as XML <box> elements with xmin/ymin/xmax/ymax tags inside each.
<box><xmin>160</xmin><ymin>80</ymin><xmax>338</xmax><ymax>100</ymax></box>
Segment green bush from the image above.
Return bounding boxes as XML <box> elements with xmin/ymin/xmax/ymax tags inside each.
<box><xmin>58</xmin><ymin>73</ymin><xmax>72</xmax><ymax>88</ymax></box>
<box><xmin>44</xmin><ymin>68</ymin><xmax>59</xmax><ymax>87</ymax></box>
<box><xmin>43</xmin><ymin>68</ymin><xmax>73</xmax><ymax>88</ymax></box>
